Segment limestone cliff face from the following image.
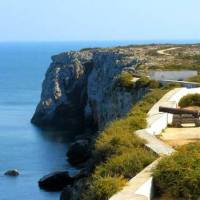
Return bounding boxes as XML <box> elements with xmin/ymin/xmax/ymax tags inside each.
<box><xmin>31</xmin><ymin>51</ymin><xmax>93</xmax><ymax>129</ymax></box>
<box><xmin>85</xmin><ymin>51</ymin><xmax>143</xmax><ymax>129</ymax></box>
<box><xmin>32</xmin><ymin>48</ymin><xmax>144</xmax><ymax>131</ymax></box>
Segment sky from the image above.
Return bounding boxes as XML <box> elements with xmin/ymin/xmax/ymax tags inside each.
<box><xmin>0</xmin><ymin>0</ymin><xmax>199</xmax><ymax>41</ymax></box>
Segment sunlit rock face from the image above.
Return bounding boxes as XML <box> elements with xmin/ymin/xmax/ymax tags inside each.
<box><xmin>85</xmin><ymin>51</ymin><xmax>142</xmax><ymax>129</ymax></box>
<box><xmin>31</xmin><ymin>51</ymin><xmax>93</xmax><ymax>130</ymax></box>
<box><xmin>32</xmin><ymin>48</ymin><xmax>144</xmax><ymax>131</ymax></box>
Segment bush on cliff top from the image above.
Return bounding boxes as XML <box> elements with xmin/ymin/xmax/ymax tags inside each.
<box><xmin>179</xmin><ymin>93</ymin><xmax>200</xmax><ymax>108</ymax></box>
<box><xmin>116</xmin><ymin>71</ymin><xmax>134</xmax><ymax>89</ymax></box>
<box><xmin>153</xmin><ymin>143</ymin><xmax>200</xmax><ymax>199</ymax></box>
<box><xmin>187</xmin><ymin>75</ymin><xmax>200</xmax><ymax>83</ymax></box>
<box><xmin>134</xmin><ymin>76</ymin><xmax>160</xmax><ymax>89</ymax></box>
<box><xmin>116</xmin><ymin>73</ymin><xmax>160</xmax><ymax>90</ymax></box>
<box><xmin>135</xmin><ymin>76</ymin><xmax>151</xmax><ymax>88</ymax></box>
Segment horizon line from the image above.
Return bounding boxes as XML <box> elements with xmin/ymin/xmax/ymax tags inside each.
<box><xmin>0</xmin><ymin>38</ymin><xmax>200</xmax><ymax>42</ymax></box>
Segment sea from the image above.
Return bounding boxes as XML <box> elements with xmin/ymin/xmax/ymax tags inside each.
<box><xmin>0</xmin><ymin>40</ymin><xmax>199</xmax><ymax>200</ymax></box>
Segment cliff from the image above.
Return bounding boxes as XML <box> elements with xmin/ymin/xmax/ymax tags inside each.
<box><xmin>31</xmin><ymin>47</ymin><xmax>146</xmax><ymax>131</ymax></box>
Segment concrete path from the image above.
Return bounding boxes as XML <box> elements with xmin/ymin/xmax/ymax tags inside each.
<box><xmin>157</xmin><ymin>47</ymin><xmax>182</xmax><ymax>56</ymax></box>
<box><xmin>136</xmin><ymin>130</ymin><xmax>175</xmax><ymax>155</ymax></box>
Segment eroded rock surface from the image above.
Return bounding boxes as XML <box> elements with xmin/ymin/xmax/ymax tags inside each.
<box><xmin>38</xmin><ymin>171</ymin><xmax>73</xmax><ymax>191</ymax></box>
<box><xmin>32</xmin><ymin>47</ymin><xmax>144</xmax><ymax>131</ymax></box>
<box><xmin>67</xmin><ymin>139</ymin><xmax>91</xmax><ymax>165</ymax></box>
<box><xmin>31</xmin><ymin>51</ymin><xmax>93</xmax><ymax>130</ymax></box>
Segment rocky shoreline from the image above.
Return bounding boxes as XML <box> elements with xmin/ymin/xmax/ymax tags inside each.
<box><xmin>32</xmin><ymin>44</ymin><xmax>200</xmax><ymax>199</ymax></box>
<box><xmin>31</xmin><ymin>46</ymin><xmax>147</xmax><ymax>199</ymax></box>
<box><xmin>32</xmin><ymin>44</ymin><xmax>200</xmax><ymax>131</ymax></box>
<box><xmin>31</xmin><ymin>47</ymin><xmax>143</xmax><ymax>131</ymax></box>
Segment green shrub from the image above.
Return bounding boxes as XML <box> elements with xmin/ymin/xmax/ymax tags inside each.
<box><xmin>153</xmin><ymin>64</ymin><xmax>200</xmax><ymax>70</ymax></box>
<box><xmin>149</xmin><ymin>80</ymin><xmax>160</xmax><ymax>88</ymax></box>
<box><xmin>82</xmin><ymin>176</ymin><xmax>126</xmax><ymax>200</ymax></box>
<box><xmin>153</xmin><ymin>143</ymin><xmax>200</xmax><ymax>199</ymax></box>
<box><xmin>95</xmin><ymin>148</ymin><xmax>156</xmax><ymax>179</ymax></box>
<box><xmin>94</xmin><ymin>120</ymin><xmax>145</xmax><ymax>162</ymax></box>
<box><xmin>116</xmin><ymin>72</ymin><xmax>133</xmax><ymax>89</ymax></box>
<box><xmin>80</xmin><ymin>84</ymin><xmax>177</xmax><ymax>200</ymax></box>
<box><xmin>135</xmin><ymin>76</ymin><xmax>150</xmax><ymax>88</ymax></box>
<box><xmin>179</xmin><ymin>93</ymin><xmax>200</xmax><ymax>107</ymax></box>
<box><xmin>162</xmin><ymin>82</ymin><xmax>182</xmax><ymax>89</ymax></box>
<box><xmin>187</xmin><ymin>75</ymin><xmax>200</xmax><ymax>83</ymax></box>
<box><xmin>127</xmin><ymin>115</ymin><xmax>147</xmax><ymax>130</ymax></box>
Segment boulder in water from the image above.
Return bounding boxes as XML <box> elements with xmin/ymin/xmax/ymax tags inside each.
<box><xmin>67</xmin><ymin>140</ymin><xmax>91</xmax><ymax>165</ymax></box>
<box><xmin>38</xmin><ymin>171</ymin><xmax>73</xmax><ymax>191</ymax></box>
<box><xmin>4</xmin><ymin>169</ymin><xmax>19</xmax><ymax>176</ymax></box>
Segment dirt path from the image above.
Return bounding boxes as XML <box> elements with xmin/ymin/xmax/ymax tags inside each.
<box><xmin>157</xmin><ymin>47</ymin><xmax>182</xmax><ymax>56</ymax></box>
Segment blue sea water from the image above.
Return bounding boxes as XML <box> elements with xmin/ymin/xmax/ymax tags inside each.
<box><xmin>0</xmin><ymin>40</ymin><xmax>199</xmax><ymax>200</ymax></box>
<box><xmin>0</xmin><ymin>41</ymin><xmax>143</xmax><ymax>200</ymax></box>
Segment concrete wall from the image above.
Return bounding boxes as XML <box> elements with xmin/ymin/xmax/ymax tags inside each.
<box><xmin>147</xmin><ymin>87</ymin><xmax>200</xmax><ymax>135</ymax></box>
<box><xmin>149</xmin><ymin>70</ymin><xmax>197</xmax><ymax>81</ymax></box>
<box><xmin>160</xmin><ymin>80</ymin><xmax>200</xmax><ymax>88</ymax></box>
<box><xmin>109</xmin><ymin>159</ymin><xmax>160</xmax><ymax>200</ymax></box>
<box><xmin>109</xmin><ymin>87</ymin><xmax>200</xmax><ymax>200</ymax></box>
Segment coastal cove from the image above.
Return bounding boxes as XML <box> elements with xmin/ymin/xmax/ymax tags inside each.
<box><xmin>1</xmin><ymin>41</ymin><xmax>200</xmax><ymax>200</ymax></box>
<box><xmin>0</xmin><ymin>41</ymin><xmax>156</xmax><ymax>200</ymax></box>
<box><xmin>0</xmin><ymin>42</ymin><xmax>125</xmax><ymax>200</ymax></box>
<box><xmin>0</xmin><ymin>0</ymin><xmax>200</xmax><ymax>199</ymax></box>
<box><xmin>0</xmin><ymin>42</ymin><xmax>79</xmax><ymax>200</ymax></box>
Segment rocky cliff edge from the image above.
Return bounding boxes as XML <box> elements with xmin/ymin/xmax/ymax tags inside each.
<box><xmin>31</xmin><ymin>47</ymin><xmax>144</xmax><ymax>131</ymax></box>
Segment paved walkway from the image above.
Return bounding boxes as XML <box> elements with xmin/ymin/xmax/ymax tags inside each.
<box><xmin>136</xmin><ymin>130</ymin><xmax>175</xmax><ymax>155</ymax></box>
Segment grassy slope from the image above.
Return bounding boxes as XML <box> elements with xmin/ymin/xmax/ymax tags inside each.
<box><xmin>153</xmin><ymin>143</ymin><xmax>200</xmax><ymax>199</ymax></box>
<box><xmin>81</xmin><ymin>84</ymin><xmax>177</xmax><ymax>200</ymax></box>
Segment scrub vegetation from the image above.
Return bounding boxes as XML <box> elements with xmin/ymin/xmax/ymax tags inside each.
<box><xmin>116</xmin><ymin>72</ymin><xmax>160</xmax><ymax>90</ymax></box>
<box><xmin>179</xmin><ymin>93</ymin><xmax>200</xmax><ymax>107</ymax></box>
<box><xmin>153</xmin><ymin>143</ymin><xmax>200</xmax><ymax>200</ymax></box>
<box><xmin>116</xmin><ymin>71</ymin><xmax>134</xmax><ymax>89</ymax></box>
<box><xmin>81</xmin><ymin>84</ymin><xmax>177</xmax><ymax>200</ymax></box>
<box><xmin>187</xmin><ymin>75</ymin><xmax>200</xmax><ymax>83</ymax></box>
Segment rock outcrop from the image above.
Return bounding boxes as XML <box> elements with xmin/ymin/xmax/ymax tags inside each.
<box><xmin>32</xmin><ymin>47</ymin><xmax>145</xmax><ymax>131</ymax></box>
<box><xmin>31</xmin><ymin>51</ymin><xmax>93</xmax><ymax>130</ymax></box>
<box><xmin>4</xmin><ymin>169</ymin><xmax>19</xmax><ymax>177</ymax></box>
<box><xmin>67</xmin><ymin>139</ymin><xmax>91</xmax><ymax>165</ymax></box>
<box><xmin>38</xmin><ymin>171</ymin><xmax>74</xmax><ymax>191</ymax></box>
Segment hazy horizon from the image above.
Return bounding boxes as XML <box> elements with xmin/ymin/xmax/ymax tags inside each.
<box><xmin>0</xmin><ymin>39</ymin><xmax>200</xmax><ymax>45</ymax></box>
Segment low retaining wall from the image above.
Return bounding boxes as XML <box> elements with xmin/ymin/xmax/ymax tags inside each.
<box><xmin>147</xmin><ymin>87</ymin><xmax>200</xmax><ymax>135</ymax></box>
<box><xmin>109</xmin><ymin>159</ymin><xmax>160</xmax><ymax>200</ymax></box>
<box><xmin>161</xmin><ymin>80</ymin><xmax>200</xmax><ymax>88</ymax></box>
<box><xmin>109</xmin><ymin>87</ymin><xmax>200</xmax><ymax>200</ymax></box>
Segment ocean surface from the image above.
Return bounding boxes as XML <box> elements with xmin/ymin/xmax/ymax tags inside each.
<box><xmin>0</xmin><ymin>40</ymin><xmax>199</xmax><ymax>200</ymax></box>
<box><xmin>0</xmin><ymin>41</ymin><xmax>144</xmax><ymax>200</ymax></box>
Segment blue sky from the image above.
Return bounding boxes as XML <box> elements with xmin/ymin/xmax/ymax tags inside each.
<box><xmin>0</xmin><ymin>0</ymin><xmax>199</xmax><ymax>41</ymax></box>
